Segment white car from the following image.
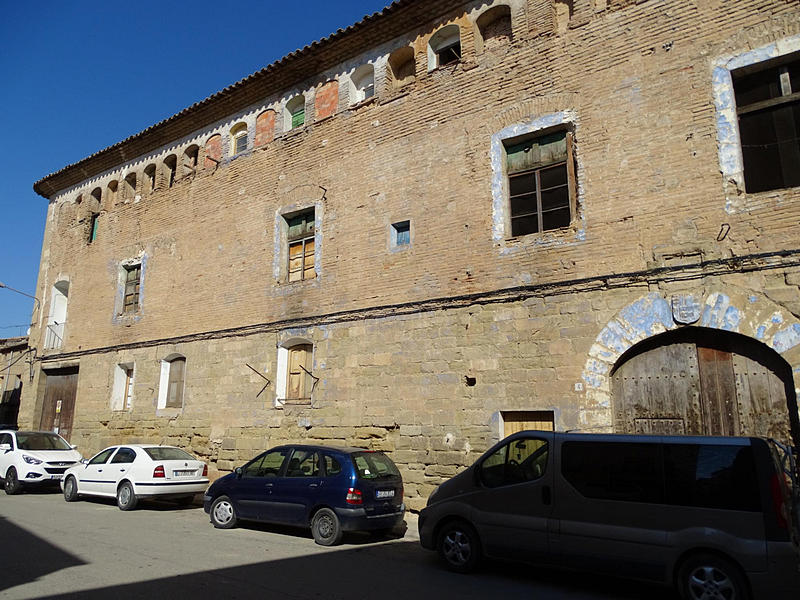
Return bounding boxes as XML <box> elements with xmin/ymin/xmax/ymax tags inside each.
<box><xmin>61</xmin><ymin>444</ymin><xmax>209</xmax><ymax>510</ymax></box>
<box><xmin>0</xmin><ymin>430</ymin><xmax>83</xmax><ymax>494</ymax></box>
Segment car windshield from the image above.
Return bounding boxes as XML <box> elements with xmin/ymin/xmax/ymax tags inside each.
<box><xmin>144</xmin><ymin>447</ymin><xmax>195</xmax><ymax>461</ymax></box>
<box><xmin>16</xmin><ymin>432</ymin><xmax>71</xmax><ymax>451</ymax></box>
<box><xmin>352</xmin><ymin>452</ymin><xmax>401</xmax><ymax>480</ymax></box>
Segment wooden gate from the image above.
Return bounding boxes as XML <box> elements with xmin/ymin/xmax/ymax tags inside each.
<box><xmin>612</xmin><ymin>328</ymin><xmax>797</xmax><ymax>443</ymax></box>
<box><xmin>39</xmin><ymin>367</ymin><xmax>78</xmax><ymax>441</ymax></box>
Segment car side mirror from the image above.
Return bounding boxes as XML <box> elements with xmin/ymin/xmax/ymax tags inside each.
<box><xmin>81</xmin><ymin>458</ymin><xmax>89</xmax><ymax>465</ymax></box>
<box><xmin>70</xmin><ymin>445</ymin><xmax>78</xmax><ymax>450</ymax></box>
<box><xmin>235</xmin><ymin>466</ymin><xmax>243</xmax><ymax>478</ymax></box>
<box><xmin>0</xmin><ymin>443</ymin><xmax>10</xmax><ymax>452</ymax></box>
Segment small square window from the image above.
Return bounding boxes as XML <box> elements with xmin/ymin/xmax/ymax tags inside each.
<box><xmin>392</xmin><ymin>220</ymin><xmax>410</xmax><ymax>247</ymax></box>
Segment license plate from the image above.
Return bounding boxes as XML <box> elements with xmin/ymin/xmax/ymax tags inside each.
<box><xmin>376</xmin><ymin>489</ymin><xmax>394</xmax><ymax>499</ymax></box>
<box><xmin>173</xmin><ymin>470</ymin><xmax>195</xmax><ymax>477</ymax></box>
<box><xmin>50</xmin><ymin>474</ymin><xmax>64</xmax><ymax>480</ymax></box>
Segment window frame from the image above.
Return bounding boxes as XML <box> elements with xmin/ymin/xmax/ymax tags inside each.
<box><xmin>122</xmin><ymin>264</ymin><xmax>141</xmax><ymax>313</ymax></box>
<box><xmin>491</xmin><ymin>111</ymin><xmax>582</xmax><ymax>248</ymax></box>
<box><xmin>285</xmin><ymin>209</ymin><xmax>316</xmax><ymax>283</ymax></box>
<box><xmin>732</xmin><ymin>52</ymin><xmax>800</xmax><ymax>193</ymax></box>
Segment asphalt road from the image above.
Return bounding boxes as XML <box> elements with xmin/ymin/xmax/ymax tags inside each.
<box><xmin>0</xmin><ymin>490</ymin><xmax>676</xmax><ymax>599</ymax></box>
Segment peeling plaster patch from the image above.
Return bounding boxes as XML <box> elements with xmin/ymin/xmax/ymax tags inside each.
<box><xmin>749</xmin><ymin>296</ymin><xmax>758</xmax><ymax>304</ymax></box>
<box><xmin>773</xmin><ymin>324</ymin><xmax>800</xmax><ymax>354</ymax></box>
<box><xmin>756</xmin><ymin>325</ymin><xmax>767</xmax><ymax>340</ymax></box>
<box><xmin>700</xmin><ymin>293</ymin><xmax>740</xmax><ymax>331</ymax></box>
<box><xmin>772</xmin><ymin>313</ymin><xmax>784</xmax><ymax>324</ymax></box>
<box><xmin>618</xmin><ymin>294</ymin><xmax>674</xmax><ymax>339</ymax></box>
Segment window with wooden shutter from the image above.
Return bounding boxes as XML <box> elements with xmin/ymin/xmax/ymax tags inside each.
<box><xmin>291</xmin><ymin>107</ymin><xmax>305</xmax><ymax>129</ymax></box>
<box><xmin>286</xmin><ymin>210</ymin><xmax>315</xmax><ymax>282</ymax></box>
<box><xmin>166</xmin><ymin>357</ymin><xmax>185</xmax><ymax>408</ymax></box>
<box><xmin>506</xmin><ymin>129</ymin><xmax>575</xmax><ymax>236</ymax></box>
<box><xmin>123</xmin><ymin>264</ymin><xmax>141</xmax><ymax>313</ymax></box>
<box><xmin>88</xmin><ymin>213</ymin><xmax>99</xmax><ymax>243</ymax></box>
<box><xmin>286</xmin><ymin>344</ymin><xmax>312</xmax><ymax>401</ymax></box>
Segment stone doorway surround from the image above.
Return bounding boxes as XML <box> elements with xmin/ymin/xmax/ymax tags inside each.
<box><xmin>580</xmin><ymin>290</ymin><xmax>800</xmax><ymax>442</ymax></box>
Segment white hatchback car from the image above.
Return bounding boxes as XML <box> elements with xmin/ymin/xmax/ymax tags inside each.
<box><xmin>62</xmin><ymin>444</ymin><xmax>209</xmax><ymax>510</ymax></box>
<box><xmin>0</xmin><ymin>430</ymin><xmax>82</xmax><ymax>494</ymax></box>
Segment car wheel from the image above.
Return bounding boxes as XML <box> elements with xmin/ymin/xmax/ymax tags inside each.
<box><xmin>210</xmin><ymin>496</ymin><xmax>238</xmax><ymax>529</ymax></box>
<box><xmin>677</xmin><ymin>553</ymin><xmax>750</xmax><ymax>600</ymax></box>
<box><xmin>437</xmin><ymin>520</ymin><xmax>481</xmax><ymax>573</ymax></box>
<box><xmin>4</xmin><ymin>467</ymin><xmax>22</xmax><ymax>495</ymax></box>
<box><xmin>116</xmin><ymin>481</ymin><xmax>138</xmax><ymax>511</ymax></box>
<box><xmin>311</xmin><ymin>508</ymin><xmax>343</xmax><ymax>546</ymax></box>
<box><xmin>63</xmin><ymin>476</ymin><xmax>79</xmax><ymax>502</ymax></box>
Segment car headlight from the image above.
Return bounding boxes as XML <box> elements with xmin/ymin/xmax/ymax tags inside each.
<box><xmin>22</xmin><ymin>455</ymin><xmax>43</xmax><ymax>465</ymax></box>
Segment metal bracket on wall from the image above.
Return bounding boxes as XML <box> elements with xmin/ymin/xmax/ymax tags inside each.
<box><xmin>245</xmin><ymin>363</ymin><xmax>272</xmax><ymax>398</ymax></box>
<box><xmin>299</xmin><ymin>365</ymin><xmax>320</xmax><ymax>393</ymax></box>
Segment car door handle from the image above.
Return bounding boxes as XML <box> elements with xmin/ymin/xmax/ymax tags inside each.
<box><xmin>542</xmin><ymin>485</ymin><xmax>552</xmax><ymax>506</ymax></box>
<box><xmin>264</xmin><ymin>483</ymin><xmax>274</xmax><ymax>488</ymax></box>
<box><xmin>309</xmin><ymin>483</ymin><xmax>318</xmax><ymax>488</ymax></box>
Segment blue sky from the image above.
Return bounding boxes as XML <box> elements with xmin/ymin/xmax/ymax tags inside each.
<box><xmin>0</xmin><ymin>0</ymin><xmax>393</xmax><ymax>338</ymax></box>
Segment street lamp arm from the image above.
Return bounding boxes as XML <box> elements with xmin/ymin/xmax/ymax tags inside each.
<box><xmin>0</xmin><ymin>281</ymin><xmax>41</xmax><ymax>311</ymax></box>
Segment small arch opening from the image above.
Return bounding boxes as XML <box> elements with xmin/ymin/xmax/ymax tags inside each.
<box><xmin>230</xmin><ymin>122</ymin><xmax>248</xmax><ymax>155</ymax></box>
<box><xmin>182</xmin><ymin>145</ymin><xmax>199</xmax><ymax>177</ymax></box>
<box><xmin>388</xmin><ymin>46</ymin><xmax>416</xmax><ymax>89</ymax></box>
<box><xmin>163</xmin><ymin>155</ymin><xmax>177</xmax><ymax>187</ymax></box>
<box><xmin>428</xmin><ymin>24</ymin><xmax>461</xmax><ymax>70</ymax></box>
<box><xmin>286</xmin><ymin>95</ymin><xmax>306</xmax><ymax>130</ymax></box>
<box><xmin>476</xmin><ymin>5</ymin><xmax>512</xmax><ymax>53</ymax></box>
<box><xmin>350</xmin><ymin>64</ymin><xmax>375</xmax><ymax>104</ymax></box>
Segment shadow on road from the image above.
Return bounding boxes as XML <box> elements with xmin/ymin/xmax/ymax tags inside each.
<box><xmin>0</xmin><ymin>515</ymin><xmax>87</xmax><ymax>592</ymax></box>
<box><xmin>24</xmin><ymin>537</ymin><xmax>676</xmax><ymax>600</ymax></box>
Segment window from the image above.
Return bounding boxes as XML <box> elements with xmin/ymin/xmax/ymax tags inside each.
<box><xmin>182</xmin><ymin>145</ymin><xmax>199</xmax><ymax>177</ymax></box>
<box><xmin>324</xmin><ymin>455</ymin><xmax>342</xmax><ymax>476</ymax></box>
<box><xmin>286</xmin><ymin>210</ymin><xmax>315</xmax><ymax>282</ymax></box>
<box><xmin>479</xmin><ymin>436</ymin><xmax>549</xmax><ymax>488</ymax></box>
<box><xmin>286</xmin><ymin>95</ymin><xmax>305</xmax><ymax>130</ymax></box>
<box><xmin>144</xmin><ymin>164</ymin><xmax>156</xmax><ymax>193</ymax></box>
<box><xmin>89</xmin><ymin>447</ymin><xmax>116</xmax><ymax>465</ymax></box>
<box><xmin>111</xmin><ymin>363</ymin><xmax>134</xmax><ymax>411</ymax></box>
<box><xmin>243</xmin><ymin>449</ymin><xmax>289</xmax><ymax>478</ymax></box>
<box><xmin>111</xmin><ymin>448</ymin><xmax>136</xmax><ymax>464</ymax></box>
<box><xmin>107</xmin><ymin>180</ymin><xmax>118</xmax><ymax>204</ymax></box>
<box><xmin>391</xmin><ymin>220</ymin><xmax>410</xmax><ymax>247</ymax></box>
<box><xmin>428</xmin><ymin>25</ymin><xmax>461</xmax><ymax>70</ymax></box>
<box><xmin>286</xmin><ymin>449</ymin><xmax>320</xmax><ymax>477</ymax></box>
<box><xmin>88</xmin><ymin>213</ymin><xmax>99</xmax><ymax>243</ymax></box>
<box><xmin>733</xmin><ymin>53</ymin><xmax>800</xmax><ymax>193</ymax></box>
<box><xmin>230</xmin><ymin>123</ymin><xmax>248</xmax><ymax>155</ymax></box>
<box><xmin>122</xmin><ymin>264</ymin><xmax>141</xmax><ymax>313</ymax></box>
<box><xmin>351</xmin><ymin>64</ymin><xmax>375</xmax><ymax>104</ymax></box>
<box><xmin>388</xmin><ymin>46</ymin><xmax>416</xmax><ymax>89</ymax></box>
<box><xmin>663</xmin><ymin>443</ymin><xmax>760</xmax><ymax>512</ymax></box>
<box><xmin>561</xmin><ymin>442</ymin><xmax>663</xmax><ymax>503</ymax></box>
<box><xmin>124</xmin><ymin>173</ymin><xmax>137</xmax><ymax>199</ymax></box>
<box><xmin>286</xmin><ymin>344</ymin><xmax>312</xmax><ymax>401</ymax></box>
<box><xmin>505</xmin><ymin>129</ymin><xmax>575</xmax><ymax>236</ymax></box>
<box><xmin>165</xmin><ymin>356</ymin><xmax>185</xmax><ymax>408</ymax></box>
<box><xmin>163</xmin><ymin>155</ymin><xmax>177</xmax><ymax>187</ymax></box>
<box><xmin>90</xmin><ymin>187</ymin><xmax>102</xmax><ymax>205</ymax></box>
<box><xmin>477</xmin><ymin>5</ymin><xmax>513</xmax><ymax>52</ymax></box>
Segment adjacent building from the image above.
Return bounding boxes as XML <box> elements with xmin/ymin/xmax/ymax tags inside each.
<box><xmin>23</xmin><ymin>0</ymin><xmax>800</xmax><ymax>509</ymax></box>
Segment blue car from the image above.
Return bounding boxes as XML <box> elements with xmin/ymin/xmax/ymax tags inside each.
<box><xmin>203</xmin><ymin>444</ymin><xmax>405</xmax><ymax>545</ymax></box>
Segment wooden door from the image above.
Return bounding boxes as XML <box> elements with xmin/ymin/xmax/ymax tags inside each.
<box><xmin>612</xmin><ymin>329</ymin><xmax>796</xmax><ymax>444</ymax></box>
<box><xmin>503</xmin><ymin>411</ymin><xmax>554</xmax><ymax>437</ymax></box>
<box><xmin>40</xmin><ymin>368</ymin><xmax>78</xmax><ymax>441</ymax></box>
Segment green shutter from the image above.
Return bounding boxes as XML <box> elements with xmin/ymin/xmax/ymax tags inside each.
<box><xmin>291</xmin><ymin>108</ymin><xmax>305</xmax><ymax>128</ymax></box>
<box><xmin>506</xmin><ymin>131</ymin><xmax>567</xmax><ymax>174</ymax></box>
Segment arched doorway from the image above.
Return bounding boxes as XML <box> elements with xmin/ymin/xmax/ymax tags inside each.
<box><xmin>611</xmin><ymin>327</ymin><xmax>798</xmax><ymax>443</ymax></box>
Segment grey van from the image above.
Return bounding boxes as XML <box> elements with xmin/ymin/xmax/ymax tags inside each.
<box><xmin>419</xmin><ymin>432</ymin><xmax>799</xmax><ymax>600</ymax></box>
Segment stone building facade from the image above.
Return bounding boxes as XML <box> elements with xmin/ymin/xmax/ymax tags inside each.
<box><xmin>0</xmin><ymin>337</ymin><xmax>29</xmax><ymax>428</ymax></box>
<box><xmin>24</xmin><ymin>0</ymin><xmax>800</xmax><ymax>510</ymax></box>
